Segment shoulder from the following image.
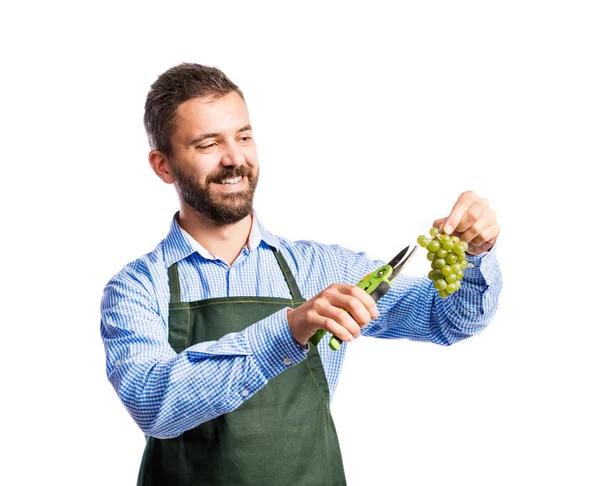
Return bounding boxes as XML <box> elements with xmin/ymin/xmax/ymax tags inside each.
<box><xmin>274</xmin><ymin>235</ymin><xmax>340</xmax><ymax>266</ymax></box>
<box><xmin>268</xmin><ymin>234</ymin><xmax>376</xmax><ymax>284</ymax></box>
<box><xmin>101</xmin><ymin>240</ymin><xmax>168</xmax><ymax>310</ymax></box>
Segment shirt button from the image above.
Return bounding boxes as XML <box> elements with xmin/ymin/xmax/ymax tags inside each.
<box><xmin>241</xmin><ymin>390</ymin><xmax>249</xmax><ymax>397</ymax></box>
<box><xmin>283</xmin><ymin>357</ymin><xmax>292</xmax><ymax>366</ymax></box>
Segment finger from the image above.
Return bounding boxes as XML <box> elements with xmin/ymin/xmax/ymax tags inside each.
<box><xmin>454</xmin><ymin>198</ymin><xmax>489</xmax><ymax>234</ymax></box>
<box><xmin>337</xmin><ymin>284</ymin><xmax>379</xmax><ymax>320</ymax></box>
<box><xmin>319</xmin><ymin>301</ymin><xmax>362</xmax><ymax>339</ymax></box>
<box><xmin>470</xmin><ymin>222</ymin><xmax>500</xmax><ymax>248</ymax></box>
<box><xmin>315</xmin><ymin>314</ymin><xmax>356</xmax><ymax>343</ymax></box>
<box><xmin>457</xmin><ymin>209</ymin><xmax>496</xmax><ymax>243</ymax></box>
<box><xmin>442</xmin><ymin>191</ymin><xmax>479</xmax><ymax>235</ymax></box>
<box><xmin>432</xmin><ymin>217</ymin><xmax>447</xmax><ymax>231</ymax></box>
<box><xmin>329</xmin><ymin>293</ymin><xmax>373</xmax><ymax>328</ymax></box>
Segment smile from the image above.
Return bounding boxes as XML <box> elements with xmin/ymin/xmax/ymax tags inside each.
<box><xmin>218</xmin><ymin>176</ymin><xmax>243</xmax><ymax>184</ymax></box>
<box><xmin>213</xmin><ymin>175</ymin><xmax>247</xmax><ymax>192</ymax></box>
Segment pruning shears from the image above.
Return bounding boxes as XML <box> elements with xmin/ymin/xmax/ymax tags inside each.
<box><xmin>309</xmin><ymin>245</ymin><xmax>418</xmax><ymax>351</ymax></box>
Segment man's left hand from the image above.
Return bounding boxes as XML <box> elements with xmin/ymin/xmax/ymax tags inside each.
<box><xmin>433</xmin><ymin>190</ymin><xmax>500</xmax><ymax>256</ymax></box>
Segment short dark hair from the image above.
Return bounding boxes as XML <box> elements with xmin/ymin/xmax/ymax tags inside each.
<box><xmin>143</xmin><ymin>63</ymin><xmax>244</xmax><ymax>155</ymax></box>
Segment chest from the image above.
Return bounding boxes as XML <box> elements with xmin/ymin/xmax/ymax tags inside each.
<box><xmin>173</xmin><ymin>249</ymin><xmax>297</xmax><ymax>302</ymax></box>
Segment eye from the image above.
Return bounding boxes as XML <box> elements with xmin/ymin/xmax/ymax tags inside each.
<box><xmin>239</xmin><ymin>136</ymin><xmax>252</xmax><ymax>143</ymax></box>
<box><xmin>198</xmin><ymin>142</ymin><xmax>217</xmax><ymax>150</ymax></box>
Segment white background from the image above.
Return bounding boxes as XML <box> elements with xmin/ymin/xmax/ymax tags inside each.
<box><xmin>2</xmin><ymin>1</ymin><xmax>599</xmax><ymax>485</ymax></box>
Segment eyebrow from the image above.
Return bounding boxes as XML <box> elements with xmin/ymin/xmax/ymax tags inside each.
<box><xmin>188</xmin><ymin>124</ymin><xmax>252</xmax><ymax>146</ymax></box>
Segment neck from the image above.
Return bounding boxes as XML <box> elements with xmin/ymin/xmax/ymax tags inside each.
<box><xmin>178</xmin><ymin>205</ymin><xmax>253</xmax><ymax>265</ymax></box>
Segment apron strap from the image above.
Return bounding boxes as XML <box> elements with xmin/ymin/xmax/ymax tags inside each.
<box><xmin>168</xmin><ymin>263</ymin><xmax>181</xmax><ymax>304</ymax></box>
<box><xmin>167</xmin><ymin>245</ymin><xmax>303</xmax><ymax>304</ymax></box>
<box><xmin>269</xmin><ymin>247</ymin><xmax>303</xmax><ymax>301</ymax></box>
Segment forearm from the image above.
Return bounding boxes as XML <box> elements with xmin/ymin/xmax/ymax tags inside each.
<box><xmin>103</xmin><ymin>308</ymin><xmax>307</xmax><ymax>439</ymax></box>
<box><xmin>432</xmin><ymin>243</ymin><xmax>502</xmax><ymax>342</ymax></box>
<box><xmin>337</xmin><ymin>243</ymin><xmax>502</xmax><ymax>344</ymax></box>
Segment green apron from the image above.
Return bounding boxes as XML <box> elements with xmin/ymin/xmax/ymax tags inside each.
<box><xmin>137</xmin><ymin>246</ymin><xmax>347</xmax><ymax>485</ymax></box>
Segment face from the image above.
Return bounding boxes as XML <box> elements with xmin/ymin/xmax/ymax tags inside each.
<box><xmin>167</xmin><ymin>91</ymin><xmax>259</xmax><ymax>225</ymax></box>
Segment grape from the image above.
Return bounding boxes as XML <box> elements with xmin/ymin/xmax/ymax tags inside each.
<box><xmin>446</xmin><ymin>282</ymin><xmax>458</xmax><ymax>293</ymax></box>
<box><xmin>416</xmin><ymin>226</ymin><xmax>471</xmax><ymax>298</ymax></box>
<box><xmin>443</xmin><ymin>239</ymin><xmax>455</xmax><ymax>251</ymax></box>
<box><xmin>427</xmin><ymin>240</ymin><xmax>441</xmax><ymax>252</ymax></box>
<box><xmin>453</xmin><ymin>246</ymin><xmax>465</xmax><ymax>257</ymax></box>
<box><xmin>417</xmin><ymin>235</ymin><xmax>431</xmax><ymax>248</ymax></box>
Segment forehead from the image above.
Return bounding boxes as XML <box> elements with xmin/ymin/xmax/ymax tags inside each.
<box><xmin>172</xmin><ymin>91</ymin><xmax>250</xmax><ymax>142</ymax></box>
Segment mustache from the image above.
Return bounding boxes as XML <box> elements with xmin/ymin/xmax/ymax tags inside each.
<box><xmin>205</xmin><ymin>165</ymin><xmax>252</xmax><ymax>184</ymax></box>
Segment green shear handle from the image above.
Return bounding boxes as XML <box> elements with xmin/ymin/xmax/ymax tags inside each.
<box><xmin>309</xmin><ymin>245</ymin><xmax>417</xmax><ymax>351</ymax></box>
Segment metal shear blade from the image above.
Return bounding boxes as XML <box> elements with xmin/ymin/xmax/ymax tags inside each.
<box><xmin>387</xmin><ymin>245</ymin><xmax>418</xmax><ymax>279</ymax></box>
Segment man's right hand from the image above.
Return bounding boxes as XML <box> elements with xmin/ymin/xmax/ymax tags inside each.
<box><xmin>287</xmin><ymin>284</ymin><xmax>379</xmax><ymax>346</ymax></box>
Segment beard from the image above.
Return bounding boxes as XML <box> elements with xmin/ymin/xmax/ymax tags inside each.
<box><xmin>172</xmin><ymin>162</ymin><xmax>259</xmax><ymax>225</ymax></box>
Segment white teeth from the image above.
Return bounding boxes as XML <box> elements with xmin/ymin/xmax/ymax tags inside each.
<box><xmin>219</xmin><ymin>176</ymin><xmax>242</xmax><ymax>184</ymax></box>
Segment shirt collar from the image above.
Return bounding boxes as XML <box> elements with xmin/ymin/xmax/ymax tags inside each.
<box><xmin>163</xmin><ymin>210</ymin><xmax>280</xmax><ymax>267</ymax></box>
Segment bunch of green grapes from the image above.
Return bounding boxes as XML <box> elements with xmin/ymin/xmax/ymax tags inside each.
<box><xmin>417</xmin><ymin>227</ymin><xmax>470</xmax><ymax>298</ymax></box>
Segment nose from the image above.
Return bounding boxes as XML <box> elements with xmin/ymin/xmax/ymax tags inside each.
<box><xmin>221</xmin><ymin>141</ymin><xmax>245</xmax><ymax>167</ymax></box>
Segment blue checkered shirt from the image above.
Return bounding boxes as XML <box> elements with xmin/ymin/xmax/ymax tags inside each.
<box><xmin>100</xmin><ymin>212</ymin><xmax>502</xmax><ymax>439</ymax></box>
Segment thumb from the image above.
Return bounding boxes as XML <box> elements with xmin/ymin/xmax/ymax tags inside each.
<box><xmin>432</xmin><ymin>217</ymin><xmax>448</xmax><ymax>233</ymax></box>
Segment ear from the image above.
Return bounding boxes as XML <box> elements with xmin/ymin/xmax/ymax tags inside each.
<box><xmin>149</xmin><ymin>150</ymin><xmax>176</xmax><ymax>184</ymax></box>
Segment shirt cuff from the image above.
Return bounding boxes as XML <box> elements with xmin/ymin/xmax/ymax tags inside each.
<box><xmin>464</xmin><ymin>241</ymin><xmax>500</xmax><ymax>285</ymax></box>
<box><xmin>243</xmin><ymin>307</ymin><xmax>309</xmax><ymax>380</ymax></box>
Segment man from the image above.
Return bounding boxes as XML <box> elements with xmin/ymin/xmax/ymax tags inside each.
<box><xmin>100</xmin><ymin>63</ymin><xmax>502</xmax><ymax>486</ymax></box>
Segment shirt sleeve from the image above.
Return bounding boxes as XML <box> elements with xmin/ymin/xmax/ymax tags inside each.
<box><xmin>333</xmin><ymin>242</ymin><xmax>502</xmax><ymax>345</ymax></box>
<box><xmin>100</xmin><ymin>268</ymin><xmax>308</xmax><ymax>439</ymax></box>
